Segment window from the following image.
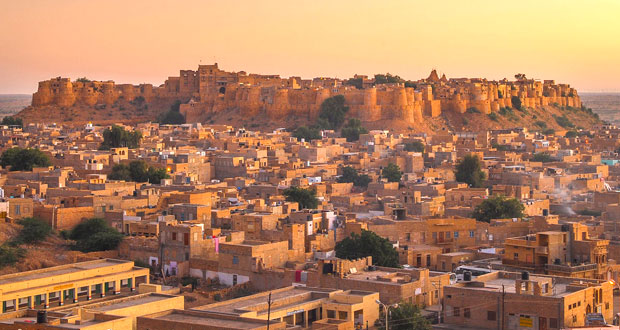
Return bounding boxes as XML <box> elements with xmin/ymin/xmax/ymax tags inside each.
<box><xmin>185</xmin><ymin>252</ymin><xmax>189</xmax><ymax>261</ymax></box>
<box><xmin>487</xmin><ymin>311</ymin><xmax>496</xmax><ymax>321</ymax></box>
<box><xmin>464</xmin><ymin>308</ymin><xmax>470</xmax><ymax>318</ymax></box>
<box><xmin>446</xmin><ymin>231</ymin><xmax>451</xmax><ymax>239</ymax></box>
<box><xmin>171</xmin><ymin>232</ymin><xmax>177</xmax><ymax>241</ymax></box>
<box><xmin>453</xmin><ymin>307</ymin><xmax>460</xmax><ymax>316</ymax></box>
<box><xmin>549</xmin><ymin>318</ymin><xmax>558</xmax><ymax>328</ymax></box>
<box><xmin>232</xmin><ymin>256</ymin><xmax>239</xmax><ymax>264</ymax></box>
<box><xmin>338</xmin><ymin>311</ymin><xmax>347</xmax><ymax>320</ymax></box>
<box><xmin>432</xmin><ymin>232</ymin><xmax>437</xmax><ymax>239</ymax></box>
<box><xmin>568</xmin><ymin>304</ymin><xmax>572</xmax><ymax>310</ymax></box>
<box><xmin>514</xmin><ymin>253</ymin><xmax>519</xmax><ymax>260</ymax></box>
<box><xmin>14</xmin><ymin>205</ymin><xmax>20</xmax><ymax>215</ymax></box>
<box><xmin>454</xmin><ymin>231</ymin><xmax>459</xmax><ymax>238</ymax></box>
<box><xmin>606</xmin><ymin>302</ymin><xmax>610</xmax><ymax>310</ymax></box>
<box><xmin>327</xmin><ymin>310</ymin><xmax>336</xmax><ymax>318</ymax></box>
<box><xmin>469</xmin><ymin>231</ymin><xmax>474</xmax><ymax>238</ymax></box>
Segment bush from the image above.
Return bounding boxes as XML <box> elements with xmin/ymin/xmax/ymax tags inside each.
<box><xmin>0</xmin><ymin>244</ymin><xmax>26</xmax><ymax>268</ymax></box>
<box><xmin>578</xmin><ymin>210</ymin><xmax>602</xmax><ymax>217</ymax></box>
<box><xmin>69</xmin><ymin>218</ymin><xmax>124</xmax><ymax>252</ymax></box>
<box><xmin>488</xmin><ymin>113</ymin><xmax>499</xmax><ymax>121</ymax></box>
<box><xmin>0</xmin><ymin>148</ymin><xmax>51</xmax><ymax>171</ymax></box>
<box><xmin>565</xmin><ymin>131</ymin><xmax>578</xmax><ymax>138</ymax></box>
<box><xmin>534</xmin><ymin>121</ymin><xmax>547</xmax><ymax>129</ymax></box>
<box><xmin>553</xmin><ymin>115</ymin><xmax>575</xmax><ymax>128</ymax></box>
<box><xmin>466</xmin><ymin>107</ymin><xmax>481</xmax><ymax>114</ymax></box>
<box><xmin>542</xmin><ymin>128</ymin><xmax>556</xmax><ymax>135</ymax></box>
<box><xmin>15</xmin><ymin>217</ymin><xmax>52</xmax><ymax>244</ymax></box>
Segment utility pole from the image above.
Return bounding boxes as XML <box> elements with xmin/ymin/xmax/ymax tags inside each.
<box><xmin>501</xmin><ymin>284</ymin><xmax>506</xmax><ymax>330</ymax></box>
<box><xmin>266</xmin><ymin>292</ymin><xmax>272</xmax><ymax>330</ymax></box>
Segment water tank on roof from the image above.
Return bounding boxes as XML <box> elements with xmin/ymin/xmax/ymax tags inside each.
<box><xmin>463</xmin><ymin>271</ymin><xmax>472</xmax><ymax>281</ymax></box>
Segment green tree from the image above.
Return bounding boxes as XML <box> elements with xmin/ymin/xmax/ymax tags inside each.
<box><xmin>0</xmin><ymin>148</ymin><xmax>51</xmax><ymax>171</ymax></box>
<box><xmin>531</xmin><ymin>153</ymin><xmax>553</xmax><ymax>163</ymax></box>
<box><xmin>15</xmin><ymin>217</ymin><xmax>52</xmax><ymax>244</ymax></box>
<box><xmin>335</xmin><ymin>230</ymin><xmax>399</xmax><ymax>268</ymax></box>
<box><xmin>455</xmin><ymin>155</ymin><xmax>486</xmax><ymax>188</ymax></box>
<box><xmin>1</xmin><ymin>117</ymin><xmax>23</xmax><ymax>128</ymax></box>
<box><xmin>0</xmin><ymin>244</ymin><xmax>26</xmax><ymax>268</ymax></box>
<box><xmin>338</xmin><ymin>166</ymin><xmax>371</xmax><ymax>188</ymax></box>
<box><xmin>293</xmin><ymin>126</ymin><xmax>322</xmax><ymax>141</ymax></box>
<box><xmin>109</xmin><ymin>161</ymin><xmax>169</xmax><ymax>183</ymax></box>
<box><xmin>318</xmin><ymin>95</ymin><xmax>349</xmax><ymax>129</ymax></box>
<box><xmin>376</xmin><ymin>302</ymin><xmax>431</xmax><ymax>330</ymax></box>
<box><xmin>99</xmin><ymin>125</ymin><xmax>142</xmax><ymax>150</ymax></box>
<box><xmin>382</xmin><ymin>163</ymin><xmax>402</xmax><ymax>183</ymax></box>
<box><xmin>69</xmin><ymin>218</ymin><xmax>124</xmax><ymax>252</ymax></box>
<box><xmin>404</xmin><ymin>141</ymin><xmax>425</xmax><ymax>152</ymax></box>
<box><xmin>340</xmin><ymin>119</ymin><xmax>368</xmax><ymax>142</ymax></box>
<box><xmin>565</xmin><ymin>131</ymin><xmax>578</xmax><ymax>138</ymax></box>
<box><xmin>283</xmin><ymin>187</ymin><xmax>319</xmax><ymax>210</ymax></box>
<box><xmin>511</xmin><ymin>96</ymin><xmax>522</xmax><ymax>110</ymax></box>
<box><xmin>472</xmin><ymin>195</ymin><xmax>525</xmax><ymax>223</ymax></box>
<box><xmin>159</xmin><ymin>100</ymin><xmax>186</xmax><ymax>124</ymax></box>
<box><xmin>108</xmin><ymin>163</ymin><xmax>132</xmax><ymax>181</ymax></box>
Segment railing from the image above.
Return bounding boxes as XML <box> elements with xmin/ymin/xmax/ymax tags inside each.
<box><xmin>545</xmin><ymin>263</ymin><xmax>597</xmax><ymax>273</ymax></box>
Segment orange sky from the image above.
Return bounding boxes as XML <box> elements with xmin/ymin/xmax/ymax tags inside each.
<box><xmin>1</xmin><ymin>0</ymin><xmax>619</xmax><ymax>94</ymax></box>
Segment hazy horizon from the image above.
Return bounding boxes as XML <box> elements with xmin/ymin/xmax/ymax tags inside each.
<box><xmin>1</xmin><ymin>0</ymin><xmax>619</xmax><ymax>94</ymax></box>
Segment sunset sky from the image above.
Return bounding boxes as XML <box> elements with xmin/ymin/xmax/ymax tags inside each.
<box><xmin>1</xmin><ymin>0</ymin><xmax>619</xmax><ymax>94</ymax></box>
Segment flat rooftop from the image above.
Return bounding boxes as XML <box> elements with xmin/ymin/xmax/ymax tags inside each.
<box><xmin>194</xmin><ymin>287</ymin><xmax>336</xmax><ymax>316</ymax></box>
<box><xmin>152</xmin><ymin>311</ymin><xmax>270</xmax><ymax>329</ymax></box>
<box><xmin>0</xmin><ymin>259</ymin><xmax>131</xmax><ymax>286</ymax></box>
<box><xmin>86</xmin><ymin>293</ymin><xmax>175</xmax><ymax>312</ymax></box>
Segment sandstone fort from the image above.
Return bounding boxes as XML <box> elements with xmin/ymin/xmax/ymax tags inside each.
<box><xmin>31</xmin><ymin>63</ymin><xmax>581</xmax><ymax>124</ymax></box>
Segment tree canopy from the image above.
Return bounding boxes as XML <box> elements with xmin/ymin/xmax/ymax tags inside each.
<box><xmin>158</xmin><ymin>100</ymin><xmax>186</xmax><ymax>125</ymax></box>
<box><xmin>455</xmin><ymin>154</ymin><xmax>486</xmax><ymax>188</ymax></box>
<box><xmin>109</xmin><ymin>160</ymin><xmax>169</xmax><ymax>184</ymax></box>
<box><xmin>340</xmin><ymin>118</ymin><xmax>368</xmax><ymax>142</ymax></box>
<box><xmin>335</xmin><ymin>230</ymin><xmax>399</xmax><ymax>268</ymax></box>
<box><xmin>376</xmin><ymin>302</ymin><xmax>431</xmax><ymax>330</ymax></box>
<box><xmin>99</xmin><ymin>125</ymin><xmax>142</xmax><ymax>150</ymax></box>
<box><xmin>292</xmin><ymin>126</ymin><xmax>322</xmax><ymax>141</ymax></box>
<box><xmin>338</xmin><ymin>166</ymin><xmax>371</xmax><ymax>188</ymax></box>
<box><xmin>531</xmin><ymin>153</ymin><xmax>554</xmax><ymax>163</ymax></box>
<box><xmin>472</xmin><ymin>195</ymin><xmax>525</xmax><ymax>223</ymax></box>
<box><xmin>283</xmin><ymin>186</ymin><xmax>319</xmax><ymax>210</ymax></box>
<box><xmin>69</xmin><ymin>218</ymin><xmax>124</xmax><ymax>252</ymax></box>
<box><xmin>382</xmin><ymin>163</ymin><xmax>402</xmax><ymax>183</ymax></box>
<box><xmin>15</xmin><ymin>217</ymin><xmax>52</xmax><ymax>244</ymax></box>
<box><xmin>0</xmin><ymin>147</ymin><xmax>51</xmax><ymax>171</ymax></box>
<box><xmin>318</xmin><ymin>95</ymin><xmax>349</xmax><ymax>130</ymax></box>
<box><xmin>1</xmin><ymin>117</ymin><xmax>23</xmax><ymax>128</ymax></box>
<box><xmin>404</xmin><ymin>141</ymin><xmax>425</xmax><ymax>152</ymax></box>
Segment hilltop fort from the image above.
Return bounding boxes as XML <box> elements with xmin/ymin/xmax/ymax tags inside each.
<box><xmin>22</xmin><ymin>64</ymin><xmax>585</xmax><ymax>130</ymax></box>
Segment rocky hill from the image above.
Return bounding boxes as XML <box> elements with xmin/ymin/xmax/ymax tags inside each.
<box><xmin>13</xmin><ymin>66</ymin><xmax>601</xmax><ymax>132</ymax></box>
